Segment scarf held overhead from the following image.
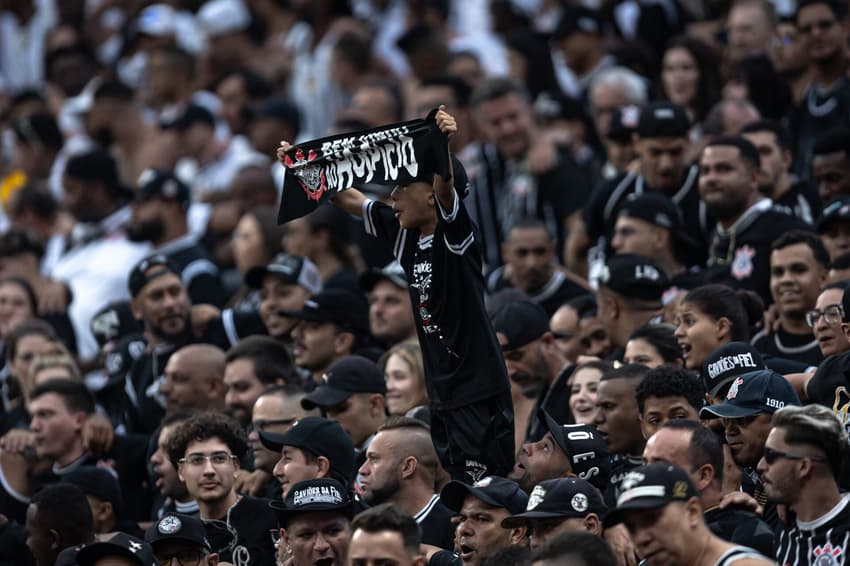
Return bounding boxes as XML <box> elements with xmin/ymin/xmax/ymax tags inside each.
<box><xmin>277</xmin><ymin>109</ymin><xmax>448</xmax><ymax>224</ymax></box>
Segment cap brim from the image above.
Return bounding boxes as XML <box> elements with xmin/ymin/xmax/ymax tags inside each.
<box><xmin>301</xmin><ymin>386</ymin><xmax>352</xmax><ymax>410</ymax></box>
<box><xmin>270</xmin><ymin>499</ymin><xmax>354</xmax><ymax>526</ymax></box>
<box><xmin>279</xmin><ymin>309</ymin><xmax>326</xmax><ymax>322</ymax></box>
<box><xmin>357</xmin><ymin>270</ymin><xmax>406</xmax><ymax>293</ymax></box>
<box><xmin>149</xmin><ymin>535</ymin><xmax>210</xmax><ymax>553</ymax></box>
<box><xmin>699</xmin><ymin>404</ymin><xmax>762</xmax><ymax>419</ymax></box>
<box><xmin>76</xmin><ymin>544</ymin><xmax>143</xmax><ymax>566</ymax></box>
<box><xmin>258</xmin><ymin>430</ymin><xmax>288</xmax><ymax>453</ymax></box>
<box><xmin>441</xmin><ymin>481</ymin><xmax>503</xmax><ymax>513</ymax></box>
<box><xmin>603</xmin><ymin>498</ymin><xmax>670</xmax><ymax>527</ymax></box>
<box><xmin>501</xmin><ymin>510</ymin><xmax>578</xmax><ymax>528</ymax></box>
<box><xmin>539</xmin><ymin>410</ymin><xmax>570</xmax><ymax>455</ymax></box>
<box><xmin>245</xmin><ymin>267</ymin><xmax>270</xmax><ymax>289</ymax></box>
<box><xmin>705</xmin><ymin>377</ymin><xmax>736</xmax><ymax>399</ymax></box>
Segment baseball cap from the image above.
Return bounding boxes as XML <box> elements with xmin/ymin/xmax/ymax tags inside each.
<box><xmin>270</xmin><ymin>478</ymin><xmax>354</xmax><ymax>527</ymax></box>
<box><xmin>702</xmin><ymin>342</ymin><xmax>766</xmax><ymax>398</ymax></box>
<box><xmin>258</xmin><ymin>416</ymin><xmax>355</xmax><ymax>481</ymax></box>
<box><xmin>128</xmin><ymin>254</ymin><xmax>182</xmax><ymax>297</ymax></box>
<box><xmin>501</xmin><ymin>478</ymin><xmax>608</xmax><ymax>528</ymax></box>
<box><xmin>604</xmin><ymin>463</ymin><xmax>699</xmax><ymax>527</ymax></box>
<box><xmin>64</xmin><ymin>467</ymin><xmax>124</xmax><ymax>515</ymax></box>
<box><xmin>607</xmin><ymin>105</ymin><xmax>640</xmax><ymax>142</ymax></box>
<box><xmin>136</xmin><ymin>3</ymin><xmax>176</xmax><ymax>37</ymax></box>
<box><xmin>396</xmin><ymin>153</ymin><xmax>470</xmax><ymax>199</ymax></box>
<box><xmin>540</xmin><ymin>410</ymin><xmax>611</xmax><ymax>491</ymax></box>
<box><xmin>245</xmin><ymin>253</ymin><xmax>323</xmax><ymax>293</ymax></box>
<box><xmin>254</xmin><ymin>98</ymin><xmax>301</xmax><ymax>130</ymax></box>
<box><xmin>90</xmin><ymin>300</ymin><xmax>139</xmax><ymax>347</ymax></box>
<box><xmin>358</xmin><ymin>261</ymin><xmax>408</xmax><ymax>292</ymax></box>
<box><xmin>76</xmin><ymin>533</ymin><xmax>157</xmax><ymax>566</ymax></box>
<box><xmin>618</xmin><ymin>192</ymin><xmax>682</xmax><ymax>231</ymax></box>
<box><xmin>197</xmin><ymin>0</ymin><xmax>250</xmax><ymax>36</ymax></box>
<box><xmin>145</xmin><ymin>512</ymin><xmax>211</xmax><ymax>552</ymax></box>
<box><xmin>282</xmin><ymin>289</ymin><xmax>370</xmax><ymax>335</ymax></box>
<box><xmin>441</xmin><ymin>476</ymin><xmax>529</xmax><ymax>515</ymax></box>
<box><xmin>136</xmin><ymin>169</ymin><xmax>191</xmax><ymax>209</ymax></box>
<box><xmin>553</xmin><ymin>5</ymin><xmax>604</xmax><ymax>39</ymax></box>
<box><xmin>637</xmin><ymin>101</ymin><xmax>690</xmax><ymax>139</ymax></box>
<box><xmin>817</xmin><ymin>197</ymin><xmax>850</xmax><ymax>233</ymax></box>
<box><xmin>491</xmin><ymin>300</ymin><xmax>550</xmax><ymax>351</ymax></box>
<box><xmin>301</xmin><ymin>356</ymin><xmax>387</xmax><ymax>410</ymax></box>
<box><xmin>698</xmin><ymin>369</ymin><xmax>801</xmax><ymax>419</ymax></box>
<box><xmin>598</xmin><ymin>254</ymin><xmax>669</xmax><ymax>303</ymax></box>
<box><xmin>162</xmin><ymin>103</ymin><xmax>215</xmax><ymax>131</ymax></box>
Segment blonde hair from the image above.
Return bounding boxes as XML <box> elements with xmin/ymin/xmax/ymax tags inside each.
<box><xmin>29</xmin><ymin>342</ymin><xmax>82</xmax><ymax>387</ymax></box>
<box><xmin>379</xmin><ymin>341</ymin><xmax>428</xmax><ymax>410</ymax></box>
<box><xmin>772</xmin><ymin>404</ymin><xmax>848</xmax><ymax>477</ymax></box>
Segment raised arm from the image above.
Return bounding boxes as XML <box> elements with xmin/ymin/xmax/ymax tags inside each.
<box><xmin>433</xmin><ymin>106</ymin><xmax>458</xmax><ymax>212</ymax></box>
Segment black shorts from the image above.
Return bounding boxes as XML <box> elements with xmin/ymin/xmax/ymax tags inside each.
<box><xmin>430</xmin><ymin>392</ymin><xmax>515</xmax><ymax>483</ymax></box>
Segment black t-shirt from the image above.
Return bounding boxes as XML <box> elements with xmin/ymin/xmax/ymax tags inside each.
<box><xmin>773</xmin><ymin>179</ymin><xmax>821</xmax><ymax>225</ymax></box>
<box><xmin>416</xmin><ymin>495</ymin><xmax>456</xmax><ymax>551</ymax></box>
<box><xmin>604</xmin><ymin>454</ymin><xmax>644</xmax><ymax>506</ymax></box>
<box><xmin>705</xmin><ymin>201</ymin><xmax>815</xmax><ymax>305</ymax></box>
<box><xmin>705</xmin><ymin>505</ymin><xmax>775</xmax><ymax>558</ymax></box>
<box><xmin>776</xmin><ymin>494</ymin><xmax>850</xmax><ymax>566</ymax></box>
<box><xmin>363</xmin><ymin>194</ymin><xmax>510</xmax><ymax>408</ymax></box>
<box><xmin>751</xmin><ymin>327</ymin><xmax>823</xmax><ymax>368</ymax></box>
<box><xmin>163</xmin><ymin>236</ymin><xmax>227</xmax><ymax>308</ymax></box>
<box><xmin>485</xmin><ymin>267</ymin><xmax>590</xmax><ymax>316</ymax></box>
<box><xmin>790</xmin><ymin>77</ymin><xmax>850</xmax><ymax>177</ymax></box>
<box><xmin>807</xmin><ymin>352</ymin><xmax>850</xmax><ymax>466</ymax></box>
<box><xmin>583</xmin><ymin>165</ymin><xmax>710</xmax><ymax>275</ymax></box>
<box><xmin>429</xmin><ymin>550</ymin><xmax>461</xmax><ymax>566</ymax></box>
<box><xmin>205</xmin><ymin>495</ymin><xmax>277</xmax><ymax>566</ymax></box>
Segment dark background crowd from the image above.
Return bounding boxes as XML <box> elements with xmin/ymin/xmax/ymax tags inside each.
<box><xmin>0</xmin><ymin>0</ymin><xmax>850</xmax><ymax>564</ymax></box>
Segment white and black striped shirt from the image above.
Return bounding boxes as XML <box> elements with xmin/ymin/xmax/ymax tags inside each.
<box><xmin>776</xmin><ymin>494</ymin><xmax>850</xmax><ymax>566</ymax></box>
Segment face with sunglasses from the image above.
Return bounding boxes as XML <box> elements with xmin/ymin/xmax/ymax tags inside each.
<box><xmin>721</xmin><ymin>413</ymin><xmax>774</xmax><ymax>468</ymax></box>
<box><xmin>503</xmin><ymin>227</ymin><xmax>555</xmax><ymax>293</ymax></box>
<box><xmin>153</xmin><ymin>540</ymin><xmax>219</xmax><ymax>566</ymax></box>
<box><xmin>809</xmin><ymin>289</ymin><xmax>850</xmax><ymax>357</ymax></box>
<box><xmin>756</xmin><ymin>427</ymin><xmax>827</xmax><ymax>504</ymax></box>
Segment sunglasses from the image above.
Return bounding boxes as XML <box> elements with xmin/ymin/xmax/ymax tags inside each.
<box><xmin>763</xmin><ymin>446</ymin><xmax>826</xmax><ymax>465</ymax></box>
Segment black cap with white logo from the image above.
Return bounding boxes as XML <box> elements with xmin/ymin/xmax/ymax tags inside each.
<box><xmin>699</xmin><ymin>369</ymin><xmax>801</xmax><ymax>419</ymax></box>
<box><xmin>441</xmin><ymin>476</ymin><xmax>529</xmax><ymax>515</ymax></box>
<box><xmin>501</xmin><ymin>478</ymin><xmax>607</xmax><ymax>528</ymax></box>
<box><xmin>539</xmin><ymin>410</ymin><xmax>611</xmax><ymax>491</ymax></box>
<box><xmin>618</xmin><ymin>192</ymin><xmax>682</xmax><ymax>231</ymax></box>
<box><xmin>599</xmin><ymin>254</ymin><xmax>668</xmax><ymax>303</ymax></box>
<box><xmin>301</xmin><ymin>355</ymin><xmax>387</xmax><ymax>410</ymax></box>
<box><xmin>604</xmin><ymin>463</ymin><xmax>699</xmax><ymax>527</ymax></box>
<box><xmin>270</xmin><ymin>478</ymin><xmax>354</xmax><ymax>527</ymax></box>
<box><xmin>637</xmin><ymin>101</ymin><xmax>690</xmax><ymax>139</ymax></box>
<box><xmin>245</xmin><ymin>252</ymin><xmax>323</xmax><ymax>293</ymax></box>
<box><xmin>145</xmin><ymin>512</ymin><xmax>211</xmax><ymax>552</ymax></box>
<box><xmin>702</xmin><ymin>342</ymin><xmax>766</xmax><ymax>398</ymax></box>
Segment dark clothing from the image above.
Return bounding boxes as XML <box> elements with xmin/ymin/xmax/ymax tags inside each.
<box><xmin>705</xmin><ymin>200</ymin><xmax>815</xmax><ymax>305</ymax></box>
<box><xmin>485</xmin><ymin>267</ymin><xmax>590</xmax><ymax>316</ymax></box>
<box><xmin>605</xmin><ymin>454</ymin><xmax>644</xmax><ymax>506</ymax></box>
<box><xmin>705</xmin><ymin>505</ymin><xmax>776</xmax><ymax>558</ymax></box>
<box><xmin>740</xmin><ymin>468</ymin><xmax>781</xmax><ymax>532</ymax></box>
<box><xmin>806</xmin><ymin>351</ymin><xmax>850</xmax><ymax>490</ymax></box>
<box><xmin>158</xmin><ymin>235</ymin><xmax>227</xmax><ymax>307</ymax></box>
<box><xmin>776</xmin><ymin>494</ymin><xmax>850</xmax><ymax>566</ymax></box>
<box><xmin>465</xmin><ymin>144</ymin><xmax>592</xmax><ymax>267</ymax></box>
<box><xmin>789</xmin><ymin>77</ymin><xmax>850</xmax><ymax>178</ymax></box>
<box><xmin>324</xmin><ymin>268</ymin><xmax>360</xmax><ymax>295</ymax></box>
<box><xmin>204</xmin><ymin>495</ymin><xmax>277</xmax><ymax>566</ymax></box>
<box><xmin>429</xmin><ymin>550</ymin><xmax>460</xmax><ymax>566</ymax></box>
<box><xmin>751</xmin><ymin>327</ymin><xmax>823</xmax><ymax>368</ymax></box>
<box><xmin>0</xmin><ymin>519</ymin><xmax>35</xmax><ymax>566</ymax></box>
<box><xmin>416</xmin><ymin>495</ymin><xmax>457</xmax><ymax>551</ymax></box>
<box><xmin>526</xmin><ymin>364</ymin><xmax>576</xmax><ymax>443</ymax></box>
<box><xmin>772</xmin><ymin>179</ymin><xmax>821</xmax><ymax>224</ymax></box>
<box><xmin>363</xmin><ymin>191</ymin><xmax>515</xmax><ymax>481</ymax></box>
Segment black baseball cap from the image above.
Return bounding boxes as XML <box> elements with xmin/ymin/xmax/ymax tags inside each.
<box><xmin>258</xmin><ymin>416</ymin><xmax>355</xmax><ymax>481</ymax></box>
<box><xmin>599</xmin><ymin>254</ymin><xmax>669</xmax><ymax>303</ymax></box>
<box><xmin>90</xmin><ymin>300</ymin><xmax>139</xmax><ymax>347</ymax></box>
<box><xmin>76</xmin><ymin>533</ymin><xmax>157</xmax><ymax>566</ymax></box>
<box><xmin>702</xmin><ymin>342</ymin><xmax>766</xmax><ymax>398</ymax></box>
<box><xmin>253</xmin><ymin>97</ymin><xmax>301</xmax><ymax>131</ymax></box>
<box><xmin>553</xmin><ymin>5</ymin><xmax>604</xmax><ymax>39</ymax></box>
<box><xmin>358</xmin><ymin>261</ymin><xmax>408</xmax><ymax>292</ymax></box>
<box><xmin>540</xmin><ymin>410</ymin><xmax>611</xmax><ymax>491</ymax></box>
<box><xmin>136</xmin><ymin>169</ymin><xmax>191</xmax><ymax>209</ymax></box>
<box><xmin>245</xmin><ymin>252</ymin><xmax>323</xmax><ymax>293</ymax></box>
<box><xmin>396</xmin><ymin>153</ymin><xmax>470</xmax><ymax>199</ymax></box>
<box><xmin>270</xmin><ymin>478</ymin><xmax>354</xmax><ymax>527</ymax></box>
<box><xmin>282</xmin><ymin>289</ymin><xmax>369</xmax><ymax>335</ymax></box>
<box><xmin>817</xmin><ymin>197</ymin><xmax>850</xmax><ymax>233</ymax></box>
<box><xmin>637</xmin><ymin>101</ymin><xmax>690</xmax><ymax>139</ymax></box>
<box><xmin>162</xmin><ymin>103</ymin><xmax>215</xmax><ymax>131</ymax></box>
<box><xmin>607</xmin><ymin>105</ymin><xmax>640</xmax><ymax>142</ymax></box>
<box><xmin>699</xmin><ymin>369</ymin><xmax>801</xmax><ymax>419</ymax></box>
<box><xmin>618</xmin><ymin>192</ymin><xmax>682</xmax><ymax>231</ymax></box>
<box><xmin>146</xmin><ymin>512</ymin><xmax>211</xmax><ymax>552</ymax></box>
<box><xmin>502</xmin><ymin>478</ymin><xmax>608</xmax><ymax>528</ymax></box>
<box><xmin>64</xmin><ymin>466</ymin><xmax>124</xmax><ymax>515</ymax></box>
<box><xmin>605</xmin><ymin>463</ymin><xmax>699</xmax><ymax>527</ymax></box>
<box><xmin>301</xmin><ymin>356</ymin><xmax>387</xmax><ymax>410</ymax></box>
<box><xmin>128</xmin><ymin>254</ymin><xmax>182</xmax><ymax>297</ymax></box>
<box><xmin>441</xmin><ymin>476</ymin><xmax>529</xmax><ymax>515</ymax></box>
<box><xmin>491</xmin><ymin>300</ymin><xmax>550</xmax><ymax>351</ymax></box>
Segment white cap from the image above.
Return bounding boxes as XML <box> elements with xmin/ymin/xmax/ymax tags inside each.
<box><xmin>137</xmin><ymin>3</ymin><xmax>176</xmax><ymax>37</ymax></box>
<box><xmin>197</xmin><ymin>0</ymin><xmax>250</xmax><ymax>37</ymax></box>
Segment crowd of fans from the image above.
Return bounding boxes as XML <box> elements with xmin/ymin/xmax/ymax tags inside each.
<box><xmin>1</xmin><ymin>0</ymin><xmax>850</xmax><ymax>564</ymax></box>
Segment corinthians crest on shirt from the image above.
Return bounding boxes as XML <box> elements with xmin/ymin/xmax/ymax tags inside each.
<box><xmin>812</xmin><ymin>543</ymin><xmax>843</xmax><ymax>566</ymax></box>
<box><xmin>731</xmin><ymin>245</ymin><xmax>755</xmax><ymax>280</ymax></box>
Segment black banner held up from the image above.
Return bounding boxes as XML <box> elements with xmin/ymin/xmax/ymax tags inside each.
<box><xmin>277</xmin><ymin>109</ymin><xmax>449</xmax><ymax>224</ymax></box>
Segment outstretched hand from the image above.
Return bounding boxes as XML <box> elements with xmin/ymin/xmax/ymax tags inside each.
<box><xmin>435</xmin><ymin>105</ymin><xmax>457</xmax><ymax>140</ymax></box>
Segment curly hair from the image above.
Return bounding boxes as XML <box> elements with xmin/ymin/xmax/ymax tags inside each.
<box><xmin>166</xmin><ymin>411</ymin><xmax>248</xmax><ymax>468</ymax></box>
<box><xmin>635</xmin><ymin>366</ymin><xmax>705</xmax><ymax>415</ymax></box>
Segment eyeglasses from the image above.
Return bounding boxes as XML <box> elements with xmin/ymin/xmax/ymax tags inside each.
<box><xmin>805</xmin><ymin>304</ymin><xmax>844</xmax><ymax>327</ymax></box>
<box><xmin>249</xmin><ymin>418</ymin><xmax>297</xmax><ymax>433</ymax></box>
<box><xmin>763</xmin><ymin>446</ymin><xmax>827</xmax><ymax>465</ymax></box>
<box><xmin>178</xmin><ymin>452</ymin><xmax>237</xmax><ymax>467</ymax></box>
<box><xmin>155</xmin><ymin>550</ymin><xmax>205</xmax><ymax>566</ymax></box>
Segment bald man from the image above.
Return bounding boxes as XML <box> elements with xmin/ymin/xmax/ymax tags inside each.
<box><xmin>160</xmin><ymin>344</ymin><xmax>227</xmax><ymax>414</ymax></box>
<box><xmin>358</xmin><ymin>417</ymin><xmax>456</xmax><ymax>550</ymax></box>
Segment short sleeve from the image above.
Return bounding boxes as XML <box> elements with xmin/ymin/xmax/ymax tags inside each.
<box><xmin>436</xmin><ymin>191</ymin><xmax>476</xmax><ymax>256</ymax></box>
<box><xmin>362</xmin><ymin>198</ymin><xmax>407</xmax><ymax>261</ymax></box>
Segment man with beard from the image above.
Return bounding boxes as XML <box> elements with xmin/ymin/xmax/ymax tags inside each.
<box><xmin>359</xmin><ymin>261</ymin><xmax>417</xmax><ymax>347</ymax></box>
<box><xmin>752</xmin><ymin>231</ymin><xmax>827</xmax><ymax>366</ymax></box>
<box><xmin>150</xmin><ymin>410</ymin><xmax>200</xmax><ymax>519</ymax></box>
<box><xmin>491</xmin><ymin>300</ymin><xmax>572</xmax><ymax>446</ymax></box>
<box><xmin>486</xmin><ymin>219</ymin><xmax>589</xmax><ymax>316</ymax></box>
<box><xmin>128</xmin><ymin>169</ymin><xmax>225</xmax><ymax>307</ymax></box>
<box><xmin>701</xmin><ymin>136</ymin><xmax>814</xmax><ymax>305</ymax></box>
<box><xmin>358</xmin><ymin>417</ymin><xmax>455</xmax><ymax>550</ymax></box>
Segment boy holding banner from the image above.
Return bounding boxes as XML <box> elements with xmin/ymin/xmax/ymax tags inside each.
<box><xmin>277</xmin><ymin>107</ymin><xmax>515</xmax><ymax>483</ymax></box>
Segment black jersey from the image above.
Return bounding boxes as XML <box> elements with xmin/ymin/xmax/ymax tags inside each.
<box><xmin>416</xmin><ymin>494</ymin><xmax>457</xmax><ymax>551</ymax></box>
<box><xmin>776</xmin><ymin>494</ymin><xmax>850</xmax><ymax>566</ymax></box>
<box><xmin>485</xmin><ymin>267</ymin><xmax>590</xmax><ymax>316</ymax></box>
<box><xmin>705</xmin><ymin>505</ymin><xmax>776</xmax><ymax>558</ymax></box>
<box><xmin>773</xmin><ymin>179</ymin><xmax>821</xmax><ymax>225</ymax></box>
<box><xmin>705</xmin><ymin>200</ymin><xmax>815</xmax><ymax>305</ymax></box>
<box><xmin>205</xmin><ymin>495</ymin><xmax>277</xmax><ymax>566</ymax></box>
<box><xmin>806</xmin><ymin>351</ymin><xmax>850</xmax><ymax>446</ymax></box>
<box><xmin>583</xmin><ymin>165</ymin><xmax>710</xmax><ymax>276</ymax></box>
<box><xmin>605</xmin><ymin>454</ymin><xmax>644</xmax><ymax>506</ymax></box>
<box><xmin>158</xmin><ymin>235</ymin><xmax>227</xmax><ymax>307</ymax></box>
<box><xmin>751</xmin><ymin>327</ymin><xmax>823</xmax><ymax>368</ymax></box>
<box><xmin>790</xmin><ymin>77</ymin><xmax>850</xmax><ymax>177</ymax></box>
